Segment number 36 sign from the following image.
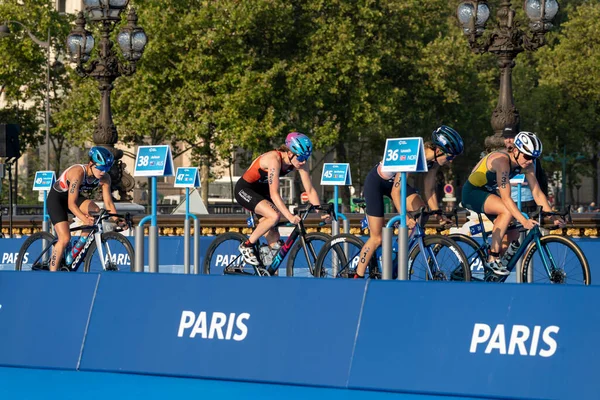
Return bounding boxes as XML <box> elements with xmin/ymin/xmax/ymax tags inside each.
<box><xmin>380</xmin><ymin>137</ymin><xmax>428</xmax><ymax>173</ymax></box>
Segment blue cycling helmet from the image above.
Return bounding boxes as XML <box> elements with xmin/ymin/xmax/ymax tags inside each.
<box><xmin>431</xmin><ymin>125</ymin><xmax>464</xmax><ymax>156</ymax></box>
<box><xmin>285</xmin><ymin>132</ymin><xmax>313</xmax><ymax>162</ymax></box>
<box><xmin>89</xmin><ymin>146</ymin><xmax>114</xmax><ymax>172</ymax></box>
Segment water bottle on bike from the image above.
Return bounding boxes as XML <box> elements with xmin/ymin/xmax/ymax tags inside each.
<box><xmin>500</xmin><ymin>240</ymin><xmax>520</xmax><ymax>267</ymax></box>
<box><xmin>66</xmin><ymin>236</ymin><xmax>88</xmax><ymax>266</ymax></box>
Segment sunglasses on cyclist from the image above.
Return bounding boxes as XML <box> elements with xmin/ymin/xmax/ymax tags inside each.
<box><xmin>444</xmin><ymin>153</ymin><xmax>455</xmax><ymax>162</ymax></box>
<box><xmin>93</xmin><ymin>163</ymin><xmax>112</xmax><ymax>172</ymax></box>
<box><xmin>520</xmin><ymin>153</ymin><xmax>537</xmax><ymax>161</ymax></box>
<box><xmin>292</xmin><ymin>153</ymin><xmax>310</xmax><ymax>163</ymax></box>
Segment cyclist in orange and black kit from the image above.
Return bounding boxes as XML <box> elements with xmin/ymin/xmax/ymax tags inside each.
<box><xmin>46</xmin><ymin>146</ymin><xmax>119</xmax><ymax>271</ymax></box>
<box><xmin>235</xmin><ymin>132</ymin><xmax>330</xmax><ymax>265</ymax></box>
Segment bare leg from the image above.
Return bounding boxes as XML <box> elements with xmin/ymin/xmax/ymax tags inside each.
<box><xmin>248</xmin><ymin>200</ymin><xmax>281</xmax><ymax>244</ymax></box>
<box><xmin>355</xmin><ymin>215</ymin><xmax>384</xmax><ymax>277</ymax></box>
<box><xmin>483</xmin><ymin>195</ymin><xmax>512</xmax><ymax>261</ymax></box>
<box><xmin>50</xmin><ymin>221</ymin><xmax>71</xmax><ymax>271</ymax></box>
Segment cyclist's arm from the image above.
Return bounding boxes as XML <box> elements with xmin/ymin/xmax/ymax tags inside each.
<box><xmin>66</xmin><ymin>168</ymin><xmax>92</xmax><ymax>223</ymax></box>
<box><xmin>297</xmin><ymin>165</ymin><xmax>320</xmax><ymax>206</ymax></box>
<box><xmin>526</xmin><ymin>167</ymin><xmax>552</xmax><ymax>212</ymax></box>
<box><xmin>265</xmin><ymin>154</ymin><xmax>295</xmax><ymax>221</ymax></box>
<box><xmin>423</xmin><ymin>164</ymin><xmax>440</xmax><ymax>211</ymax></box>
<box><xmin>99</xmin><ymin>174</ymin><xmax>118</xmax><ymax>216</ymax></box>
<box><xmin>492</xmin><ymin>157</ymin><xmax>528</xmax><ymax>225</ymax></box>
<box><xmin>391</xmin><ymin>173</ymin><xmax>401</xmax><ymax>212</ymax></box>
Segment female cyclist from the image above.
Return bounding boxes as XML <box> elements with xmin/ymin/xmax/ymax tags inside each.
<box><xmin>235</xmin><ymin>132</ymin><xmax>330</xmax><ymax>265</ymax></box>
<box><xmin>353</xmin><ymin>125</ymin><xmax>464</xmax><ymax>278</ymax></box>
<box><xmin>46</xmin><ymin>146</ymin><xmax>119</xmax><ymax>271</ymax></box>
<box><xmin>462</xmin><ymin>131</ymin><xmax>564</xmax><ymax>276</ymax></box>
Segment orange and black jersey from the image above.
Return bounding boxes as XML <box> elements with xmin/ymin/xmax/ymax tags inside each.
<box><xmin>241</xmin><ymin>151</ymin><xmax>294</xmax><ymax>185</ymax></box>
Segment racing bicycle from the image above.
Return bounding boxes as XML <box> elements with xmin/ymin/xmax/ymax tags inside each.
<box><xmin>15</xmin><ymin>209</ymin><xmax>134</xmax><ymax>272</ymax></box>
<box><xmin>203</xmin><ymin>203</ymin><xmax>335</xmax><ymax>277</ymax></box>
<box><xmin>314</xmin><ymin>205</ymin><xmax>471</xmax><ymax>281</ymax></box>
<box><xmin>449</xmin><ymin>208</ymin><xmax>590</xmax><ymax>284</ymax></box>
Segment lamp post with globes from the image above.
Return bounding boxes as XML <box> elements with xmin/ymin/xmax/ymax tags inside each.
<box><xmin>456</xmin><ymin>0</ymin><xmax>559</xmax><ymax>150</ymax></box>
<box><xmin>66</xmin><ymin>0</ymin><xmax>147</xmax><ymax>200</ymax></box>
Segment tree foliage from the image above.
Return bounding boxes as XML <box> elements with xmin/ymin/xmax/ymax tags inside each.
<box><xmin>3</xmin><ymin>0</ymin><xmax>600</xmax><ymax>203</ymax></box>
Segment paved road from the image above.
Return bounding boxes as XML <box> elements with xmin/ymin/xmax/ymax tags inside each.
<box><xmin>0</xmin><ymin>367</ymin><xmax>485</xmax><ymax>400</ymax></box>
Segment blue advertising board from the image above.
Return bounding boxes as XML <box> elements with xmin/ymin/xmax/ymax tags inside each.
<box><xmin>80</xmin><ymin>274</ymin><xmax>366</xmax><ymax>387</ymax></box>
<box><xmin>348</xmin><ymin>280</ymin><xmax>600</xmax><ymax>399</ymax></box>
<box><xmin>381</xmin><ymin>137</ymin><xmax>427</xmax><ymax>173</ymax></box>
<box><xmin>320</xmin><ymin>163</ymin><xmax>352</xmax><ymax>186</ymax></box>
<box><xmin>133</xmin><ymin>145</ymin><xmax>174</xmax><ymax>177</ymax></box>
<box><xmin>0</xmin><ymin>271</ymin><xmax>98</xmax><ymax>370</ymax></box>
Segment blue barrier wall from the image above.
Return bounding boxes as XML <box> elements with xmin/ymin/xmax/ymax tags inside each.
<box><xmin>1</xmin><ymin>270</ymin><xmax>599</xmax><ymax>399</ymax></box>
<box><xmin>0</xmin><ymin>272</ymin><xmax>98</xmax><ymax>369</ymax></box>
<box><xmin>81</xmin><ymin>273</ymin><xmax>365</xmax><ymax>387</ymax></box>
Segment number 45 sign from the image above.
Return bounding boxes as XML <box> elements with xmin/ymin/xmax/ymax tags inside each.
<box><xmin>381</xmin><ymin>137</ymin><xmax>428</xmax><ymax>173</ymax></box>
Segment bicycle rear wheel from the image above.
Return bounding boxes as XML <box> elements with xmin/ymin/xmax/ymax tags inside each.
<box><xmin>83</xmin><ymin>232</ymin><xmax>135</xmax><ymax>272</ymax></box>
<box><xmin>286</xmin><ymin>232</ymin><xmax>331</xmax><ymax>277</ymax></box>
<box><xmin>314</xmin><ymin>234</ymin><xmax>367</xmax><ymax>278</ymax></box>
<box><xmin>408</xmin><ymin>235</ymin><xmax>471</xmax><ymax>281</ymax></box>
<box><xmin>15</xmin><ymin>232</ymin><xmax>58</xmax><ymax>271</ymax></box>
<box><xmin>449</xmin><ymin>234</ymin><xmax>487</xmax><ymax>282</ymax></box>
<box><xmin>521</xmin><ymin>235</ymin><xmax>590</xmax><ymax>285</ymax></box>
<box><xmin>203</xmin><ymin>232</ymin><xmax>249</xmax><ymax>275</ymax></box>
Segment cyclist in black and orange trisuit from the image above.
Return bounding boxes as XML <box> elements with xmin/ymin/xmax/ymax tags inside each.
<box><xmin>353</xmin><ymin>125</ymin><xmax>464</xmax><ymax>279</ymax></box>
<box><xmin>46</xmin><ymin>146</ymin><xmax>119</xmax><ymax>271</ymax></box>
<box><xmin>235</xmin><ymin>132</ymin><xmax>330</xmax><ymax>265</ymax></box>
<box><xmin>462</xmin><ymin>131</ymin><xmax>565</xmax><ymax>276</ymax></box>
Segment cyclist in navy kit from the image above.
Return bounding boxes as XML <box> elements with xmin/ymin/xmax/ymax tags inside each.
<box><xmin>46</xmin><ymin>146</ymin><xmax>119</xmax><ymax>271</ymax></box>
<box><xmin>353</xmin><ymin>125</ymin><xmax>464</xmax><ymax>278</ymax></box>
<box><xmin>235</xmin><ymin>132</ymin><xmax>330</xmax><ymax>265</ymax></box>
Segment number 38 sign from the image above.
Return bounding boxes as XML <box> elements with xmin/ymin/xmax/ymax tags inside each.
<box><xmin>381</xmin><ymin>137</ymin><xmax>428</xmax><ymax>173</ymax></box>
<box><xmin>134</xmin><ymin>145</ymin><xmax>175</xmax><ymax>177</ymax></box>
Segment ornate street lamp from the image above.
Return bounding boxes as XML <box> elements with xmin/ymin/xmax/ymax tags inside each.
<box><xmin>66</xmin><ymin>2</ymin><xmax>147</xmax><ymax>200</ymax></box>
<box><xmin>456</xmin><ymin>0</ymin><xmax>559</xmax><ymax>150</ymax></box>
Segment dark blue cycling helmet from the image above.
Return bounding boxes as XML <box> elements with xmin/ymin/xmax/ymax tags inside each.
<box><xmin>285</xmin><ymin>132</ymin><xmax>313</xmax><ymax>162</ymax></box>
<box><xmin>89</xmin><ymin>146</ymin><xmax>114</xmax><ymax>172</ymax></box>
<box><xmin>431</xmin><ymin>125</ymin><xmax>464</xmax><ymax>156</ymax></box>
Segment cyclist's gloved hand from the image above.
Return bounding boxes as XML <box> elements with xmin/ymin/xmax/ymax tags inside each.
<box><xmin>553</xmin><ymin>217</ymin><xmax>566</xmax><ymax>229</ymax></box>
<box><xmin>522</xmin><ymin>219</ymin><xmax>538</xmax><ymax>230</ymax></box>
<box><xmin>84</xmin><ymin>214</ymin><xmax>95</xmax><ymax>226</ymax></box>
<box><xmin>320</xmin><ymin>213</ymin><xmax>332</xmax><ymax>223</ymax></box>
<box><xmin>437</xmin><ymin>214</ymin><xmax>453</xmax><ymax>227</ymax></box>
<box><xmin>407</xmin><ymin>217</ymin><xmax>417</xmax><ymax>229</ymax></box>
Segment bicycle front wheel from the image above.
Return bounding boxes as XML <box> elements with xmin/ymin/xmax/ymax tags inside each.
<box><xmin>408</xmin><ymin>235</ymin><xmax>471</xmax><ymax>282</ymax></box>
<box><xmin>15</xmin><ymin>231</ymin><xmax>57</xmax><ymax>271</ymax></box>
<box><xmin>314</xmin><ymin>234</ymin><xmax>367</xmax><ymax>278</ymax></box>
<box><xmin>521</xmin><ymin>235</ymin><xmax>590</xmax><ymax>285</ymax></box>
<box><xmin>83</xmin><ymin>232</ymin><xmax>135</xmax><ymax>272</ymax></box>
<box><xmin>286</xmin><ymin>232</ymin><xmax>331</xmax><ymax>277</ymax></box>
<box><xmin>203</xmin><ymin>232</ymin><xmax>248</xmax><ymax>275</ymax></box>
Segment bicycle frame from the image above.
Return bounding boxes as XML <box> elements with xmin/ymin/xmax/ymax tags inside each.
<box><xmin>240</xmin><ymin>203</ymin><xmax>334</xmax><ymax>276</ymax></box>
<box><xmin>31</xmin><ymin>210</ymin><xmax>129</xmax><ymax>272</ymax></box>
<box><xmin>465</xmin><ymin>210</ymin><xmax>561</xmax><ymax>282</ymax></box>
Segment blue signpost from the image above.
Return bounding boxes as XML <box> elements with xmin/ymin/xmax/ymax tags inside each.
<box><xmin>320</xmin><ymin>163</ymin><xmax>351</xmax><ymax>234</ymax></box>
<box><xmin>134</xmin><ymin>145</ymin><xmax>174</xmax><ymax>273</ymax></box>
<box><xmin>380</xmin><ymin>138</ymin><xmax>427</xmax><ymax>280</ymax></box>
<box><xmin>32</xmin><ymin>171</ymin><xmax>56</xmax><ymax>233</ymax></box>
<box><xmin>174</xmin><ymin>167</ymin><xmax>201</xmax><ymax>274</ymax></box>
